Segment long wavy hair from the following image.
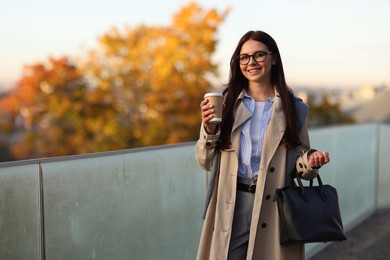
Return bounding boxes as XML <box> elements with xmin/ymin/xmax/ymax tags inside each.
<box><xmin>219</xmin><ymin>30</ymin><xmax>300</xmax><ymax>149</ymax></box>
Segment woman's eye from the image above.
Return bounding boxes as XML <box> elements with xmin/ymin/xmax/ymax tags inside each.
<box><xmin>254</xmin><ymin>52</ymin><xmax>265</xmax><ymax>59</ymax></box>
<box><xmin>240</xmin><ymin>55</ymin><xmax>249</xmax><ymax>61</ymax></box>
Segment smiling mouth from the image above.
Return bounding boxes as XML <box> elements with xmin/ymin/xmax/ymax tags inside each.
<box><xmin>247</xmin><ymin>68</ymin><xmax>261</xmax><ymax>73</ymax></box>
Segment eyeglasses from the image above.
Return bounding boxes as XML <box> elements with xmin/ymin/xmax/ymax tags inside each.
<box><xmin>237</xmin><ymin>51</ymin><xmax>273</xmax><ymax>65</ymax></box>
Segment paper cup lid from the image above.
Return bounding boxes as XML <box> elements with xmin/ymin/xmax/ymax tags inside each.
<box><xmin>204</xmin><ymin>92</ymin><xmax>223</xmax><ymax>98</ymax></box>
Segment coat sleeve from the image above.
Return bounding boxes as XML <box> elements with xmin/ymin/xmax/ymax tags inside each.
<box><xmin>295</xmin><ymin>117</ymin><xmax>318</xmax><ymax>179</ymax></box>
<box><xmin>195</xmin><ymin>123</ymin><xmax>220</xmax><ymax>172</ymax></box>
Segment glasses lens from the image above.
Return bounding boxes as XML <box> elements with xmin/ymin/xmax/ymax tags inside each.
<box><xmin>239</xmin><ymin>55</ymin><xmax>249</xmax><ymax>64</ymax></box>
<box><xmin>254</xmin><ymin>52</ymin><xmax>266</xmax><ymax>62</ymax></box>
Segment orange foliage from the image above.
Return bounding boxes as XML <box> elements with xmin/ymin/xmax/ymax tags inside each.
<box><xmin>83</xmin><ymin>2</ymin><xmax>229</xmax><ymax>147</ymax></box>
<box><xmin>0</xmin><ymin>2</ymin><xmax>229</xmax><ymax>161</ymax></box>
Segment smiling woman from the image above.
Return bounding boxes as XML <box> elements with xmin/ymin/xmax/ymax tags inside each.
<box><xmin>197</xmin><ymin>30</ymin><xmax>330</xmax><ymax>260</ymax></box>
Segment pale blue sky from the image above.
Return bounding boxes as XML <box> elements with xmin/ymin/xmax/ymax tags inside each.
<box><xmin>1</xmin><ymin>0</ymin><xmax>389</xmax><ymax>91</ymax></box>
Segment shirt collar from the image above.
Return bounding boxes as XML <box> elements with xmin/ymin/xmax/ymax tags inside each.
<box><xmin>242</xmin><ymin>89</ymin><xmax>275</xmax><ymax>103</ymax></box>
<box><xmin>234</xmin><ymin>88</ymin><xmax>279</xmax><ymax>108</ymax></box>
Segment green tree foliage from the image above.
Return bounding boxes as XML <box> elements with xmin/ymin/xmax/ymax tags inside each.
<box><xmin>306</xmin><ymin>93</ymin><xmax>355</xmax><ymax>128</ymax></box>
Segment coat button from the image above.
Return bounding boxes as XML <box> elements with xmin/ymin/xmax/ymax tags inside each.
<box><xmin>261</xmin><ymin>223</ymin><xmax>267</xmax><ymax>228</ymax></box>
<box><xmin>206</xmin><ymin>142</ymin><xmax>211</xmax><ymax>146</ymax></box>
<box><xmin>270</xmin><ymin>167</ymin><xmax>275</xmax><ymax>172</ymax></box>
<box><xmin>265</xmin><ymin>195</ymin><xmax>271</xmax><ymax>200</ymax></box>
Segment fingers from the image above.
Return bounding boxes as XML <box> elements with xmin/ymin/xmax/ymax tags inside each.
<box><xmin>200</xmin><ymin>99</ymin><xmax>214</xmax><ymax>122</ymax></box>
<box><xmin>308</xmin><ymin>151</ymin><xmax>330</xmax><ymax>169</ymax></box>
<box><xmin>200</xmin><ymin>99</ymin><xmax>210</xmax><ymax>113</ymax></box>
<box><xmin>200</xmin><ymin>99</ymin><xmax>217</xmax><ymax>134</ymax></box>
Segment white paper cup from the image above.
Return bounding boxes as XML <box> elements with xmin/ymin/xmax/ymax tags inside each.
<box><xmin>204</xmin><ymin>92</ymin><xmax>223</xmax><ymax>123</ymax></box>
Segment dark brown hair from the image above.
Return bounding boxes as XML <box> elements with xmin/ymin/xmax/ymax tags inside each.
<box><xmin>219</xmin><ymin>30</ymin><xmax>300</xmax><ymax>149</ymax></box>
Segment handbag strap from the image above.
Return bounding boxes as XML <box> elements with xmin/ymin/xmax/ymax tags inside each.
<box><xmin>296</xmin><ymin>173</ymin><xmax>327</xmax><ymax>202</ymax></box>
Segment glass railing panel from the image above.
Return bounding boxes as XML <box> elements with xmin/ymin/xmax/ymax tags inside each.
<box><xmin>41</xmin><ymin>144</ymin><xmax>206</xmax><ymax>259</ymax></box>
<box><xmin>0</xmin><ymin>164</ymin><xmax>42</xmax><ymax>259</ymax></box>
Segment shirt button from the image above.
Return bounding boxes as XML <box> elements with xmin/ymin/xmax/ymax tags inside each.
<box><xmin>261</xmin><ymin>223</ymin><xmax>267</xmax><ymax>228</ymax></box>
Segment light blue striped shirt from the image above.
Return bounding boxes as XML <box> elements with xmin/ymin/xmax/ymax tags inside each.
<box><xmin>238</xmin><ymin>92</ymin><xmax>274</xmax><ymax>179</ymax></box>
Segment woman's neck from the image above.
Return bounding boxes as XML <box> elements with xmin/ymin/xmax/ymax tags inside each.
<box><xmin>247</xmin><ymin>82</ymin><xmax>275</xmax><ymax>102</ymax></box>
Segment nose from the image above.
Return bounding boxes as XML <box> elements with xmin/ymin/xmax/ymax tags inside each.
<box><xmin>248</xmin><ymin>55</ymin><xmax>257</xmax><ymax>65</ymax></box>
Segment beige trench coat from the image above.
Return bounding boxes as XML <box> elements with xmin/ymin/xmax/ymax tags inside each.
<box><xmin>195</xmin><ymin>90</ymin><xmax>317</xmax><ymax>260</ymax></box>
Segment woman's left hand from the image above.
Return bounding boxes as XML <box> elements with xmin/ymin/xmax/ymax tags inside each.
<box><xmin>308</xmin><ymin>151</ymin><xmax>330</xmax><ymax>169</ymax></box>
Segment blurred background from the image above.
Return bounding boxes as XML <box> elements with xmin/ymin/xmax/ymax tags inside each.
<box><xmin>1</xmin><ymin>2</ymin><xmax>389</xmax><ymax>259</ymax></box>
<box><xmin>1</xmin><ymin>0</ymin><xmax>389</xmax><ymax>162</ymax></box>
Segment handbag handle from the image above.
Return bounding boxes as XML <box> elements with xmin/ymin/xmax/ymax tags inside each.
<box><xmin>295</xmin><ymin>173</ymin><xmax>327</xmax><ymax>202</ymax></box>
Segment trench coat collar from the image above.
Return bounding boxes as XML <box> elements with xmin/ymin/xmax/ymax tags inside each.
<box><xmin>229</xmin><ymin>89</ymin><xmax>283</xmax><ymax>161</ymax></box>
<box><xmin>231</xmin><ymin>90</ymin><xmax>251</xmax><ymax>134</ymax></box>
<box><xmin>231</xmin><ymin>89</ymin><xmax>282</xmax><ymax>134</ymax></box>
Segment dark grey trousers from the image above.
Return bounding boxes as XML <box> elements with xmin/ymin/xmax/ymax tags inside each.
<box><xmin>227</xmin><ymin>190</ymin><xmax>255</xmax><ymax>260</ymax></box>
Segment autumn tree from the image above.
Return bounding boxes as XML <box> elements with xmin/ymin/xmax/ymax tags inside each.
<box><xmin>0</xmin><ymin>91</ymin><xmax>20</xmax><ymax>135</ymax></box>
<box><xmin>0</xmin><ymin>57</ymin><xmax>123</xmax><ymax>160</ymax></box>
<box><xmin>82</xmin><ymin>2</ymin><xmax>229</xmax><ymax>147</ymax></box>
<box><xmin>0</xmin><ymin>91</ymin><xmax>16</xmax><ymax>160</ymax></box>
<box><xmin>4</xmin><ymin>58</ymin><xmax>86</xmax><ymax>158</ymax></box>
<box><xmin>0</xmin><ymin>2</ymin><xmax>229</xmax><ymax>161</ymax></box>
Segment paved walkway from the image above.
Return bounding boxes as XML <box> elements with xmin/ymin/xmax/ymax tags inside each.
<box><xmin>310</xmin><ymin>208</ymin><xmax>390</xmax><ymax>259</ymax></box>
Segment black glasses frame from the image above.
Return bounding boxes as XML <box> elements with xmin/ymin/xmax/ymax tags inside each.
<box><xmin>237</xmin><ymin>51</ymin><xmax>273</xmax><ymax>65</ymax></box>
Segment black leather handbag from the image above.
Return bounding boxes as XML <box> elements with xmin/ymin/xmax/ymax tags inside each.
<box><xmin>274</xmin><ymin>173</ymin><xmax>347</xmax><ymax>245</ymax></box>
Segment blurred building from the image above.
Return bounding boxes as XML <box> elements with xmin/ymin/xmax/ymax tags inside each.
<box><xmin>340</xmin><ymin>85</ymin><xmax>390</xmax><ymax>124</ymax></box>
<box><xmin>296</xmin><ymin>84</ymin><xmax>390</xmax><ymax>125</ymax></box>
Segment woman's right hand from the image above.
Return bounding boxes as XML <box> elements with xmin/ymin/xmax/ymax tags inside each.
<box><xmin>200</xmin><ymin>98</ymin><xmax>218</xmax><ymax>134</ymax></box>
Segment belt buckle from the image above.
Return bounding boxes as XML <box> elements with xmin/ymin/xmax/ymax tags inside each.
<box><xmin>248</xmin><ymin>183</ymin><xmax>256</xmax><ymax>193</ymax></box>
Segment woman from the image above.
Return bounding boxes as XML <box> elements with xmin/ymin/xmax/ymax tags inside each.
<box><xmin>196</xmin><ymin>30</ymin><xmax>330</xmax><ymax>260</ymax></box>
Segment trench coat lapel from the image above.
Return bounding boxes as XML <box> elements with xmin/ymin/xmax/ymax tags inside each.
<box><xmin>246</xmin><ymin>93</ymin><xmax>286</xmax><ymax>259</ymax></box>
<box><xmin>232</xmin><ymin>100</ymin><xmax>251</xmax><ymax>134</ymax></box>
<box><xmin>231</xmin><ymin>97</ymin><xmax>251</xmax><ymax>158</ymax></box>
<box><xmin>260</xmin><ymin>94</ymin><xmax>286</xmax><ymax>167</ymax></box>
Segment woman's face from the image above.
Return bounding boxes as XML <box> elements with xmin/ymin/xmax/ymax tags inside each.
<box><xmin>239</xmin><ymin>39</ymin><xmax>275</xmax><ymax>85</ymax></box>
